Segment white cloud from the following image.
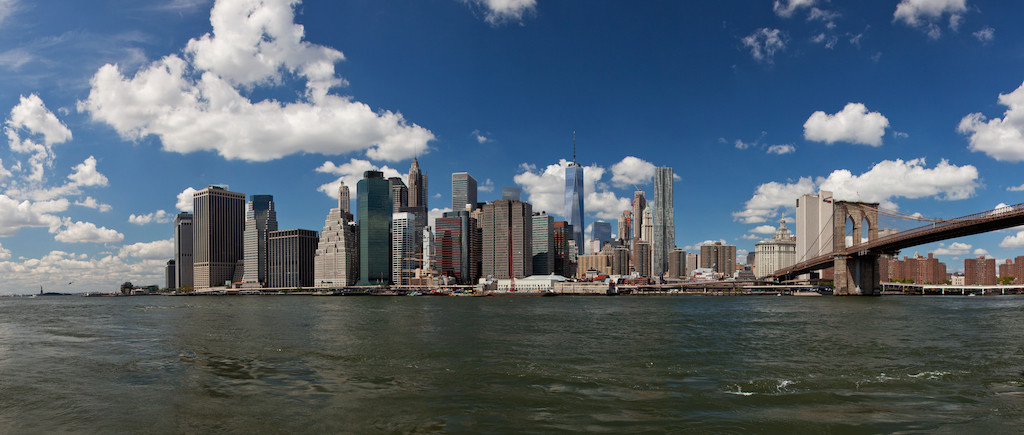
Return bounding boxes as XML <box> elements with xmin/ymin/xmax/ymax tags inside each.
<box><xmin>466</xmin><ymin>0</ymin><xmax>537</xmax><ymax>25</ymax></box>
<box><xmin>79</xmin><ymin>0</ymin><xmax>434</xmax><ymax>163</ymax></box>
<box><xmin>751</xmin><ymin>225</ymin><xmax>777</xmax><ymax>235</ymax></box>
<box><xmin>176</xmin><ymin>187</ymin><xmax>198</xmax><ymax>212</ymax></box>
<box><xmin>958</xmin><ymin>81</ymin><xmax>1024</xmax><ymax>162</ymax></box>
<box><xmin>973</xmin><ymin>26</ymin><xmax>994</xmax><ymax>43</ymax></box>
<box><xmin>735</xmin><ymin>158</ymin><xmax>978</xmax><ymax>224</ymax></box>
<box><xmin>472</xmin><ymin>129</ymin><xmax>492</xmax><ymax>144</ymax></box>
<box><xmin>893</xmin><ymin>0</ymin><xmax>967</xmax><ymax>38</ymax></box>
<box><xmin>1007</xmin><ymin>184</ymin><xmax>1024</xmax><ymax>192</ymax></box>
<box><xmin>0</xmin><ymin>249</ymin><xmax>168</xmax><ymax>294</ymax></box>
<box><xmin>74</xmin><ymin>197</ymin><xmax>112</xmax><ymax>212</ymax></box>
<box><xmin>119</xmin><ymin>239</ymin><xmax>173</xmax><ymax>260</ymax></box>
<box><xmin>741</xmin><ymin>234</ymin><xmax>761</xmax><ymax>240</ymax></box>
<box><xmin>773</xmin><ymin>0</ymin><xmax>815</xmax><ymax>18</ymax></box>
<box><xmin>804</xmin><ymin>103</ymin><xmax>890</xmax><ymax>146</ymax></box>
<box><xmin>514</xmin><ymin>159</ymin><xmax>627</xmax><ymax>220</ymax></box>
<box><xmin>0</xmin><ymin>195</ymin><xmax>66</xmax><ymax>236</ymax></box>
<box><xmin>479</xmin><ymin>178</ymin><xmax>495</xmax><ymax>193</ymax></box>
<box><xmin>53</xmin><ymin>220</ymin><xmax>124</xmax><ymax>244</ymax></box>
<box><xmin>129</xmin><ymin>210</ymin><xmax>171</xmax><ymax>225</ymax></box>
<box><xmin>682</xmin><ymin>240</ymin><xmax>727</xmax><ymax>251</ymax></box>
<box><xmin>0</xmin><ymin>240</ymin><xmax>10</xmax><ymax>260</ymax></box>
<box><xmin>933</xmin><ymin>241</ymin><xmax>972</xmax><ymax>255</ymax></box>
<box><xmin>5</xmin><ymin>93</ymin><xmax>73</xmax><ymax>182</ymax></box>
<box><xmin>0</xmin><ymin>0</ymin><xmax>18</xmax><ymax>25</ymax></box>
<box><xmin>427</xmin><ymin>207</ymin><xmax>452</xmax><ymax>231</ymax></box>
<box><xmin>610</xmin><ymin>156</ymin><xmax>656</xmax><ymax>188</ymax></box>
<box><xmin>315</xmin><ymin>158</ymin><xmax>406</xmax><ymax>200</ymax></box>
<box><xmin>67</xmin><ymin>156</ymin><xmax>108</xmax><ymax>187</ymax></box>
<box><xmin>1000</xmin><ymin>231</ymin><xmax>1024</xmax><ymax>249</ymax></box>
<box><xmin>766</xmin><ymin>144</ymin><xmax>795</xmax><ymax>155</ymax></box>
<box><xmin>742</xmin><ymin>28</ymin><xmax>786</xmax><ymax>63</ymax></box>
<box><xmin>973</xmin><ymin>248</ymin><xmax>989</xmax><ymax>256</ymax></box>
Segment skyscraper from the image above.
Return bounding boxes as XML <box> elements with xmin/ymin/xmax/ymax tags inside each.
<box><xmin>389</xmin><ymin>177</ymin><xmax>408</xmax><ymax>212</ymax></box>
<box><xmin>502</xmin><ymin>187</ymin><xmax>521</xmax><ymax>201</ymax></box>
<box><xmin>592</xmin><ymin>221</ymin><xmax>612</xmax><ymax>250</ymax></box>
<box><xmin>700</xmin><ymin>242</ymin><xmax>736</xmax><ymax>275</ymax></box>
<box><xmin>314</xmin><ymin>184</ymin><xmax>358</xmax><ymax>287</ymax></box>
<box><xmin>358</xmin><ymin>171</ymin><xmax>392</xmax><ymax>286</ymax></box>
<box><xmin>392</xmin><ymin>212</ymin><xmax>415</xmax><ymax>286</ymax></box>
<box><xmin>631</xmin><ymin>190</ymin><xmax>646</xmax><ymax>265</ymax></box>
<box><xmin>754</xmin><ymin>218</ymin><xmax>797</xmax><ymax>279</ymax></box>
<box><xmin>174</xmin><ymin>212</ymin><xmax>193</xmax><ymax>290</ymax></box>
<box><xmin>452</xmin><ymin>172</ymin><xmax>478</xmax><ymax>212</ymax></box>
<box><xmin>242</xmin><ymin>195</ymin><xmax>278</xmax><ymax>287</ymax></box>
<box><xmin>565</xmin><ymin>154</ymin><xmax>584</xmax><ymax>255</ymax></box>
<box><xmin>532</xmin><ymin>212</ymin><xmax>554</xmax><ymax>275</ymax></box>
<box><xmin>193</xmin><ymin>185</ymin><xmax>246</xmax><ymax>289</ymax></box>
<box><xmin>553</xmin><ymin>220</ymin><xmax>575</xmax><ymax>277</ymax></box>
<box><xmin>618</xmin><ymin>210</ymin><xmax>632</xmax><ymax>244</ymax></box>
<box><xmin>337</xmin><ymin>180</ymin><xmax>351</xmax><ymax>215</ymax></box>
<box><xmin>795</xmin><ymin>190</ymin><xmax>835</xmax><ymax>263</ymax></box>
<box><xmin>482</xmin><ymin>199</ymin><xmax>533</xmax><ymax>279</ymax></box>
<box><xmin>407</xmin><ymin>157</ymin><xmax>427</xmax><ymax>209</ymax></box>
<box><xmin>267</xmin><ymin>229</ymin><xmax>318</xmax><ymax>288</ymax></box>
<box><xmin>652</xmin><ymin>166</ymin><xmax>675</xmax><ymax>277</ymax></box>
<box><xmin>436</xmin><ymin>211</ymin><xmax>477</xmax><ymax>284</ymax></box>
<box><xmin>165</xmin><ymin>259</ymin><xmax>175</xmax><ymax>290</ymax></box>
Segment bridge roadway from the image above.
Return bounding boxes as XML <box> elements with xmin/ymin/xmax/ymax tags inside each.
<box><xmin>773</xmin><ymin>202</ymin><xmax>1024</xmax><ymax>280</ymax></box>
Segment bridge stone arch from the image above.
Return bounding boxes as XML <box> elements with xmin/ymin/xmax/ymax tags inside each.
<box><xmin>833</xmin><ymin>202</ymin><xmax>880</xmax><ymax>295</ymax></box>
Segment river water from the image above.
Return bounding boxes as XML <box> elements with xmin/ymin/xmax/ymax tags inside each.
<box><xmin>1</xmin><ymin>295</ymin><xmax>1023</xmax><ymax>433</ymax></box>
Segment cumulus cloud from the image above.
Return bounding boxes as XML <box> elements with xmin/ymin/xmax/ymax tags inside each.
<box><xmin>466</xmin><ymin>0</ymin><xmax>537</xmax><ymax>25</ymax></box>
<box><xmin>804</xmin><ymin>103</ymin><xmax>890</xmax><ymax>146</ymax></box>
<box><xmin>933</xmin><ymin>241</ymin><xmax>972</xmax><ymax>255</ymax></box>
<box><xmin>119</xmin><ymin>239</ymin><xmax>174</xmax><ymax>260</ymax></box>
<box><xmin>5</xmin><ymin>93</ymin><xmax>73</xmax><ymax>182</ymax></box>
<box><xmin>79</xmin><ymin>0</ymin><xmax>434</xmax><ymax>163</ymax></box>
<box><xmin>1000</xmin><ymin>231</ymin><xmax>1024</xmax><ymax>249</ymax></box>
<box><xmin>0</xmin><ymin>249</ymin><xmax>168</xmax><ymax>294</ymax></box>
<box><xmin>0</xmin><ymin>195</ymin><xmax>66</xmax><ymax>236</ymax></box>
<box><xmin>1007</xmin><ymin>184</ymin><xmax>1024</xmax><ymax>192</ymax></box>
<box><xmin>514</xmin><ymin>159</ymin><xmax>629</xmax><ymax>220</ymax></box>
<box><xmin>773</xmin><ymin>0</ymin><xmax>816</xmax><ymax>18</ymax></box>
<box><xmin>74</xmin><ymin>197</ymin><xmax>112</xmax><ymax>212</ymax></box>
<box><xmin>315</xmin><ymin>158</ymin><xmax>406</xmax><ymax>200</ymax></box>
<box><xmin>53</xmin><ymin>220</ymin><xmax>124</xmax><ymax>243</ymax></box>
<box><xmin>751</xmin><ymin>225</ymin><xmax>777</xmax><ymax>235</ymax></box>
<box><xmin>893</xmin><ymin>0</ymin><xmax>967</xmax><ymax>39</ymax></box>
<box><xmin>129</xmin><ymin>210</ymin><xmax>171</xmax><ymax>225</ymax></box>
<box><xmin>742</xmin><ymin>28</ymin><xmax>786</xmax><ymax>63</ymax></box>
<box><xmin>479</xmin><ymin>178</ymin><xmax>495</xmax><ymax>193</ymax></box>
<box><xmin>682</xmin><ymin>240</ymin><xmax>727</xmax><ymax>251</ymax></box>
<box><xmin>973</xmin><ymin>248</ymin><xmax>989</xmax><ymax>256</ymax></box>
<box><xmin>958</xmin><ymin>81</ymin><xmax>1024</xmax><ymax>162</ymax></box>
<box><xmin>766</xmin><ymin>144</ymin><xmax>795</xmax><ymax>155</ymax></box>
<box><xmin>472</xmin><ymin>129</ymin><xmax>492</xmax><ymax>144</ymax></box>
<box><xmin>176</xmin><ymin>187</ymin><xmax>198</xmax><ymax>212</ymax></box>
<box><xmin>734</xmin><ymin>158</ymin><xmax>979</xmax><ymax>224</ymax></box>
<box><xmin>427</xmin><ymin>207</ymin><xmax>452</xmax><ymax>231</ymax></box>
<box><xmin>610</xmin><ymin>156</ymin><xmax>656</xmax><ymax>188</ymax></box>
<box><xmin>973</xmin><ymin>26</ymin><xmax>994</xmax><ymax>43</ymax></box>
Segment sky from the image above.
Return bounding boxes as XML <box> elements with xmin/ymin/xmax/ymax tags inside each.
<box><xmin>2</xmin><ymin>0</ymin><xmax>1024</xmax><ymax>293</ymax></box>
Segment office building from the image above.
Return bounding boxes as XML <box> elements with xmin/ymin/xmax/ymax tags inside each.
<box><xmin>422</xmin><ymin>226</ymin><xmax>434</xmax><ymax>272</ymax></box>
<box><xmin>700</xmin><ymin>242</ymin><xmax>736</xmax><ymax>276</ymax></box>
<box><xmin>452</xmin><ymin>172</ymin><xmax>478</xmax><ymax>212</ymax></box>
<box><xmin>193</xmin><ymin>185</ymin><xmax>246</xmax><ymax>289</ymax></box>
<box><xmin>358</xmin><ymin>171</ymin><xmax>393</xmax><ymax>286</ymax></box>
<box><xmin>965</xmin><ymin>256</ymin><xmax>997</xmax><ymax>286</ymax></box>
<box><xmin>532</xmin><ymin>212</ymin><xmax>555</xmax><ymax>275</ymax></box>
<box><xmin>618</xmin><ymin>210</ymin><xmax>632</xmax><ymax>244</ymax></box>
<box><xmin>686</xmin><ymin>252</ymin><xmax>699</xmax><ymax>274</ymax></box>
<box><xmin>407</xmin><ymin>157</ymin><xmax>428</xmax><ymax>209</ymax></box>
<box><xmin>165</xmin><ymin>259</ymin><xmax>175</xmax><ymax>290</ymax></box>
<box><xmin>553</xmin><ymin>221</ymin><xmax>574</xmax><ymax>278</ymax></box>
<box><xmin>502</xmin><ymin>187</ymin><xmax>521</xmax><ymax>201</ymax></box>
<box><xmin>668</xmin><ymin>248</ymin><xmax>686</xmax><ymax>279</ymax></box>
<box><xmin>641</xmin><ymin>206</ymin><xmax>653</xmax><ymax>243</ymax></box>
<box><xmin>577</xmin><ymin>244</ymin><xmax>613</xmax><ymax>277</ymax></box>
<box><xmin>174</xmin><ymin>212</ymin><xmax>193</xmax><ymax>290</ymax></box>
<box><xmin>268</xmin><ymin>229</ymin><xmax>318</xmax><ymax>288</ymax></box>
<box><xmin>242</xmin><ymin>195</ymin><xmax>278</xmax><ymax>287</ymax></box>
<box><xmin>592</xmin><ymin>221</ymin><xmax>612</xmax><ymax>251</ymax></box>
<box><xmin>611</xmin><ymin>246</ymin><xmax>631</xmax><ymax>276</ymax></box>
<box><xmin>392</xmin><ymin>212</ymin><xmax>415</xmax><ymax>286</ymax></box>
<box><xmin>631</xmin><ymin>190</ymin><xmax>646</xmax><ymax>260</ymax></box>
<box><xmin>435</xmin><ymin>211</ymin><xmax>478</xmax><ymax>284</ymax></box>
<box><xmin>389</xmin><ymin>177</ymin><xmax>408</xmax><ymax>212</ymax></box>
<box><xmin>753</xmin><ymin>218</ymin><xmax>797</xmax><ymax>278</ymax></box>
<box><xmin>565</xmin><ymin>159</ymin><xmax>585</xmax><ymax>256</ymax></box>
<box><xmin>482</xmin><ymin>199</ymin><xmax>533</xmax><ymax>279</ymax></box>
<box><xmin>337</xmin><ymin>180</ymin><xmax>351</xmax><ymax>215</ymax></box>
<box><xmin>796</xmin><ymin>190</ymin><xmax>834</xmax><ymax>263</ymax></box>
<box><xmin>314</xmin><ymin>185</ymin><xmax>358</xmax><ymax>287</ymax></box>
<box><xmin>634</xmin><ymin>241</ymin><xmax>651</xmax><ymax>277</ymax></box>
<box><xmin>652</xmin><ymin>166</ymin><xmax>675</xmax><ymax>277</ymax></box>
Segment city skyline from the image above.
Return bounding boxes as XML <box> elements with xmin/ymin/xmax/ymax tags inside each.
<box><xmin>3</xmin><ymin>0</ymin><xmax>1024</xmax><ymax>292</ymax></box>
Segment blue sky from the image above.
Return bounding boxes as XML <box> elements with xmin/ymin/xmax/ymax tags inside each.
<box><xmin>2</xmin><ymin>0</ymin><xmax>1024</xmax><ymax>293</ymax></box>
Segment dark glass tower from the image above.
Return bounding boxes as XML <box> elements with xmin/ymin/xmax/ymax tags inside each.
<box><xmin>565</xmin><ymin>140</ymin><xmax>585</xmax><ymax>256</ymax></box>
<box><xmin>358</xmin><ymin>171</ymin><xmax>392</xmax><ymax>285</ymax></box>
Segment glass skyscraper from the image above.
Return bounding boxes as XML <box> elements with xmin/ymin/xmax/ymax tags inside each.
<box><xmin>565</xmin><ymin>162</ymin><xmax>584</xmax><ymax>256</ymax></box>
<box><xmin>592</xmin><ymin>221</ymin><xmax>611</xmax><ymax>251</ymax></box>
<box><xmin>452</xmin><ymin>172</ymin><xmax>477</xmax><ymax>212</ymax></box>
<box><xmin>242</xmin><ymin>195</ymin><xmax>277</xmax><ymax>287</ymax></box>
<box><xmin>358</xmin><ymin>170</ymin><xmax>393</xmax><ymax>286</ymax></box>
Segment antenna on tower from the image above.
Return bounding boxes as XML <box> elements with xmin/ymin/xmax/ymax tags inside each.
<box><xmin>572</xmin><ymin>130</ymin><xmax>576</xmax><ymax>164</ymax></box>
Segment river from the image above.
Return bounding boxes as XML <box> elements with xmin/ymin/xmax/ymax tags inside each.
<box><xmin>1</xmin><ymin>295</ymin><xmax>1023</xmax><ymax>432</ymax></box>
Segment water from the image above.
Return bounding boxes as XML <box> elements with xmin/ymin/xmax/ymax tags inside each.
<box><xmin>2</xmin><ymin>295</ymin><xmax>1024</xmax><ymax>432</ymax></box>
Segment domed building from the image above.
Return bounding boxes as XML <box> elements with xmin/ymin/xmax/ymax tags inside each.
<box><xmin>754</xmin><ymin>217</ymin><xmax>797</xmax><ymax>279</ymax></box>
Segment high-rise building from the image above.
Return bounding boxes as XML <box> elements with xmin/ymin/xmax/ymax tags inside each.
<box><xmin>668</xmin><ymin>248</ymin><xmax>687</xmax><ymax>279</ymax></box>
<box><xmin>965</xmin><ymin>256</ymin><xmax>997</xmax><ymax>286</ymax></box>
<box><xmin>193</xmin><ymin>185</ymin><xmax>245</xmax><ymax>289</ymax></box>
<box><xmin>392</xmin><ymin>212</ymin><xmax>415</xmax><ymax>286</ymax></box>
<box><xmin>422</xmin><ymin>226</ymin><xmax>434</xmax><ymax>272</ymax></box>
<box><xmin>337</xmin><ymin>180</ymin><xmax>351</xmax><ymax>215</ymax></box>
<box><xmin>618</xmin><ymin>210</ymin><xmax>632</xmax><ymax>244</ymax></box>
<box><xmin>641</xmin><ymin>206</ymin><xmax>653</xmax><ymax>243</ymax></box>
<box><xmin>268</xmin><ymin>229</ymin><xmax>318</xmax><ymax>288</ymax></box>
<box><xmin>611</xmin><ymin>246</ymin><xmax>631</xmax><ymax>276</ymax></box>
<box><xmin>796</xmin><ymin>190</ymin><xmax>834</xmax><ymax>263</ymax></box>
<box><xmin>165</xmin><ymin>259</ymin><xmax>175</xmax><ymax>290</ymax></box>
<box><xmin>652</xmin><ymin>166</ymin><xmax>675</xmax><ymax>277</ymax></box>
<box><xmin>174</xmin><ymin>212</ymin><xmax>193</xmax><ymax>290</ymax></box>
<box><xmin>634</xmin><ymin>241</ymin><xmax>651</xmax><ymax>277</ymax></box>
<box><xmin>389</xmin><ymin>177</ymin><xmax>408</xmax><ymax>212</ymax></box>
<box><xmin>754</xmin><ymin>218</ymin><xmax>797</xmax><ymax>278</ymax></box>
<box><xmin>314</xmin><ymin>186</ymin><xmax>358</xmax><ymax>287</ymax></box>
<box><xmin>482</xmin><ymin>199</ymin><xmax>533</xmax><ymax>279</ymax></box>
<box><xmin>532</xmin><ymin>212</ymin><xmax>555</xmax><ymax>275</ymax></box>
<box><xmin>592</xmin><ymin>221</ymin><xmax>612</xmax><ymax>251</ymax></box>
<box><xmin>435</xmin><ymin>211</ymin><xmax>478</xmax><ymax>284</ymax></box>
<box><xmin>553</xmin><ymin>221</ymin><xmax>574</xmax><ymax>278</ymax></box>
<box><xmin>502</xmin><ymin>187</ymin><xmax>521</xmax><ymax>201</ymax></box>
<box><xmin>452</xmin><ymin>172</ymin><xmax>478</xmax><ymax>212</ymax></box>
<box><xmin>686</xmin><ymin>252</ymin><xmax>699</xmax><ymax>274</ymax></box>
<box><xmin>407</xmin><ymin>157</ymin><xmax>428</xmax><ymax>209</ymax></box>
<box><xmin>880</xmin><ymin>253</ymin><xmax>947</xmax><ymax>284</ymax></box>
<box><xmin>631</xmin><ymin>190</ymin><xmax>646</xmax><ymax>260</ymax></box>
<box><xmin>242</xmin><ymin>195</ymin><xmax>278</xmax><ymax>287</ymax></box>
<box><xmin>565</xmin><ymin>160</ymin><xmax>585</xmax><ymax>256</ymax></box>
<box><xmin>358</xmin><ymin>171</ymin><xmax>392</xmax><ymax>286</ymax></box>
<box><xmin>700</xmin><ymin>242</ymin><xmax>736</xmax><ymax>276</ymax></box>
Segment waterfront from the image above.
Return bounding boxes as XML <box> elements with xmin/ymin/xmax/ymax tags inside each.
<box><xmin>2</xmin><ymin>296</ymin><xmax>1024</xmax><ymax>432</ymax></box>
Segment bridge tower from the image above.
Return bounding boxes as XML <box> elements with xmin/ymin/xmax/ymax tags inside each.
<box><xmin>833</xmin><ymin>201</ymin><xmax>880</xmax><ymax>295</ymax></box>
